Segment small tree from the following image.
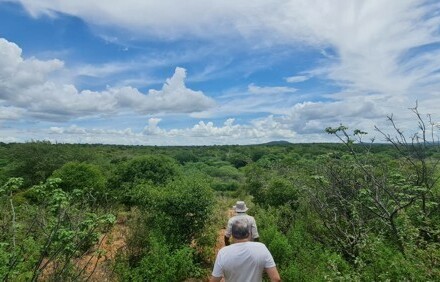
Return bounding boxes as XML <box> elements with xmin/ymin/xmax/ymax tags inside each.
<box><xmin>51</xmin><ymin>162</ymin><xmax>106</xmax><ymax>203</ymax></box>
<box><xmin>147</xmin><ymin>174</ymin><xmax>214</xmax><ymax>248</ymax></box>
<box><xmin>318</xmin><ymin>105</ymin><xmax>440</xmax><ymax>261</ymax></box>
<box><xmin>109</xmin><ymin>155</ymin><xmax>181</xmax><ymax>204</ymax></box>
<box><xmin>0</xmin><ymin>178</ymin><xmax>115</xmax><ymax>281</ymax></box>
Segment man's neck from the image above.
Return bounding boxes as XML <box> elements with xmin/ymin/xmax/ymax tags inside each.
<box><xmin>233</xmin><ymin>238</ymin><xmax>250</xmax><ymax>243</ymax></box>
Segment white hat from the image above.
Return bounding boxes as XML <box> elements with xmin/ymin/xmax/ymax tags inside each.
<box><xmin>234</xmin><ymin>201</ymin><xmax>248</xmax><ymax>212</ymax></box>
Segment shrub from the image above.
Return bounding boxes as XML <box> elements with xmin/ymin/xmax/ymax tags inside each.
<box><xmin>109</xmin><ymin>155</ymin><xmax>180</xmax><ymax>203</ymax></box>
<box><xmin>147</xmin><ymin>174</ymin><xmax>214</xmax><ymax>247</ymax></box>
<box><xmin>117</xmin><ymin>234</ymin><xmax>203</xmax><ymax>282</ymax></box>
<box><xmin>51</xmin><ymin>162</ymin><xmax>106</xmax><ymax>202</ymax></box>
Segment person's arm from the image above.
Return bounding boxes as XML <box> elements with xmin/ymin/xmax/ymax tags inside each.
<box><xmin>250</xmin><ymin>216</ymin><xmax>259</xmax><ymax>240</ymax></box>
<box><xmin>210</xmin><ymin>276</ymin><xmax>222</xmax><ymax>282</ymax></box>
<box><xmin>265</xmin><ymin>266</ymin><xmax>281</xmax><ymax>282</ymax></box>
<box><xmin>224</xmin><ymin>235</ymin><xmax>230</xmax><ymax>246</ymax></box>
<box><xmin>211</xmin><ymin>249</ymin><xmax>224</xmax><ymax>282</ymax></box>
<box><xmin>225</xmin><ymin>218</ymin><xmax>233</xmax><ymax>246</ymax></box>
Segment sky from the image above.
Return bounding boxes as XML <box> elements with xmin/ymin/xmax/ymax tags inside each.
<box><xmin>0</xmin><ymin>0</ymin><xmax>440</xmax><ymax>145</ymax></box>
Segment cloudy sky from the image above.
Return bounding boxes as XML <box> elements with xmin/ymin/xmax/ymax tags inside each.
<box><xmin>1</xmin><ymin>0</ymin><xmax>439</xmax><ymax>145</ymax></box>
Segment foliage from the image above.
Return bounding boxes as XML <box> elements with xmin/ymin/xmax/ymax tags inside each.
<box><xmin>1</xmin><ymin>106</ymin><xmax>439</xmax><ymax>280</ymax></box>
<box><xmin>174</xmin><ymin>149</ymin><xmax>199</xmax><ymax>164</ymax></box>
<box><xmin>244</xmin><ymin>163</ymin><xmax>300</xmax><ymax>209</ymax></box>
<box><xmin>133</xmin><ymin>173</ymin><xmax>214</xmax><ymax>247</ymax></box>
<box><xmin>109</xmin><ymin>154</ymin><xmax>181</xmax><ymax>203</ymax></box>
<box><xmin>0</xmin><ymin>178</ymin><xmax>115</xmax><ymax>281</ymax></box>
<box><xmin>51</xmin><ymin>162</ymin><xmax>107</xmax><ymax>202</ymax></box>
<box><xmin>315</xmin><ymin>106</ymin><xmax>440</xmax><ymax>278</ymax></box>
<box><xmin>115</xmin><ymin>234</ymin><xmax>203</xmax><ymax>282</ymax></box>
<box><xmin>4</xmin><ymin>142</ymin><xmax>92</xmax><ymax>187</ymax></box>
<box><xmin>227</xmin><ymin>155</ymin><xmax>249</xmax><ymax>168</ymax></box>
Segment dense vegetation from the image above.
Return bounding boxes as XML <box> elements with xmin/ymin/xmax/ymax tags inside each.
<box><xmin>1</xmin><ymin>110</ymin><xmax>439</xmax><ymax>281</ymax></box>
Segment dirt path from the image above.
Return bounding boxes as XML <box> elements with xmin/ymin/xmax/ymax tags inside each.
<box><xmin>37</xmin><ymin>215</ymin><xmax>128</xmax><ymax>282</ymax></box>
<box><xmin>40</xmin><ymin>207</ymin><xmax>234</xmax><ymax>281</ymax></box>
<box><xmin>211</xmin><ymin>209</ymin><xmax>235</xmax><ymax>282</ymax></box>
<box><xmin>214</xmin><ymin>209</ymin><xmax>235</xmax><ymax>254</ymax></box>
<box><xmin>75</xmin><ymin>215</ymin><xmax>128</xmax><ymax>281</ymax></box>
<box><xmin>79</xmin><ymin>208</ymin><xmax>235</xmax><ymax>282</ymax></box>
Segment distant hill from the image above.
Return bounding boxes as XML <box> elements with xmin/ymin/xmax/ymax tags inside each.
<box><xmin>261</xmin><ymin>140</ymin><xmax>292</xmax><ymax>146</ymax></box>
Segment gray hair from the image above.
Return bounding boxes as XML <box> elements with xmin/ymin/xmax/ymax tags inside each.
<box><xmin>231</xmin><ymin>219</ymin><xmax>250</xmax><ymax>240</ymax></box>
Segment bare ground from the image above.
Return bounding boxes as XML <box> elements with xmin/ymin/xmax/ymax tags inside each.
<box><xmin>40</xmin><ymin>208</ymin><xmax>234</xmax><ymax>281</ymax></box>
<box><xmin>77</xmin><ymin>215</ymin><xmax>128</xmax><ymax>281</ymax></box>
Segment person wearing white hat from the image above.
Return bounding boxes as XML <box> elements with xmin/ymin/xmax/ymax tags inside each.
<box><xmin>224</xmin><ymin>201</ymin><xmax>259</xmax><ymax>246</ymax></box>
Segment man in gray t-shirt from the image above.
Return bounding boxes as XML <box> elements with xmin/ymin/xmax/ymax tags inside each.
<box><xmin>224</xmin><ymin>201</ymin><xmax>259</xmax><ymax>246</ymax></box>
<box><xmin>211</xmin><ymin>219</ymin><xmax>280</xmax><ymax>282</ymax></box>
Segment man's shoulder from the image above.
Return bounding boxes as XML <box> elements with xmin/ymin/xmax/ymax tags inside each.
<box><xmin>232</xmin><ymin>213</ymin><xmax>255</xmax><ymax>219</ymax></box>
<box><xmin>227</xmin><ymin>214</ymin><xmax>256</xmax><ymax>226</ymax></box>
<box><xmin>226</xmin><ymin>241</ymin><xmax>267</xmax><ymax>250</ymax></box>
<box><xmin>247</xmin><ymin>241</ymin><xmax>266</xmax><ymax>248</ymax></box>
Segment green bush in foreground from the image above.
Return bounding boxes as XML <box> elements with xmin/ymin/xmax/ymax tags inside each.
<box><xmin>116</xmin><ymin>234</ymin><xmax>203</xmax><ymax>282</ymax></box>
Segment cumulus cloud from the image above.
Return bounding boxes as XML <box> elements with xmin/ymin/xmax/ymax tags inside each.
<box><xmin>0</xmin><ymin>38</ymin><xmax>214</xmax><ymax>121</ymax></box>
<box><xmin>40</xmin><ymin>116</ymin><xmax>297</xmax><ymax>145</ymax></box>
<box><xmin>143</xmin><ymin>118</ymin><xmax>164</xmax><ymax>135</ymax></box>
<box><xmin>145</xmin><ymin>116</ymin><xmax>296</xmax><ymax>141</ymax></box>
<box><xmin>0</xmin><ymin>38</ymin><xmax>64</xmax><ymax>100</ymax></box>
<box><xmin>283</xmin><ymin>99</ymin><xmax>384</xmax><ymax>134</ymax></box>
<box><xmin>2</xmin><ymin>1</ymin><xmax>440</xmax><ymax>145</ymax></box>
<box><xmin>144</xmin><ymin>67</ymin><xmax>215</xmax><ymax>112</ymax></box>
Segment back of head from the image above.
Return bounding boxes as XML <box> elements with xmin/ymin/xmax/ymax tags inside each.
<box><xmin>231</xmin><ymin>219</ymin><xmax>250</xmax><ymax>240</ymax></box>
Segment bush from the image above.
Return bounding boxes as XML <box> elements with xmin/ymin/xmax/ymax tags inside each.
<box><xmin>147</xmin><ymin>175</ymin><xmax>214</xmax><ymax>247</ymax></box>
<box><xmin>174</xmin><ymin>150</ymin><xmax>199</xmax><ymax>164</ymax></box>
<box><xmin>109</xmin><ymin>155</ymin><xmax>180</xmax><ymax>203</ymax></box>
<box><xmin>116</xmin><ymin>234</ymin><xmax>203</xmax><ymax>281</ymax></box>
<box><xmin>51</xmin><ymin>162</ymin><xmax>106</xmax><ymax>202</ymax></box>
<box><xmin>0</xmin><ymin>178</ymin><xmax>115</xmax><ymax>281</ymax></box>
<box><xmin>130</xmin><ymin>173</ymin><xmax>214</xmax><ymax>248</ymax></box>
<box><xmin>211</xmin><ymin>180</ymin><xmax>239</xmax><ymax>192</ymax></box>
<box><xmin>356</xmin><ymin>234</ymin><xmax>428</xmax><ymax>281</ymax></box>
<box><xmin>260</xmin><ymin>226</ymin><xmax>292</xmax><ymax>267</ymax></box>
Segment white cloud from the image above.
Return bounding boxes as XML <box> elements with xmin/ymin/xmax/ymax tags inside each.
<box><xmin>9</xmin><ymin>0</ymin><xmax>440</xmax><ymax>95</ymax></box>
<box><xmin>38</xmin><ymin>116</ymin><xmax>297</xmax><ymax>145</ymax></box>
<box><xmin>0</xmin><ymin>38</ymin><xmax>215</xmax><ymax>121</ymax></box>
<box><xmin>302</xmin><ymin>1</ymin><xmax>440</xmax><ymax>100</ymax></box>
<box><xmin>74</xmin><ymin>62</ymin><xmax>135</xmax><ymax>78</ymax></box>
<box><xmin>0</xmin><ymin>38</ymin><xmax>63</xmax><ymax>101</ymax></box>
<box><xmin>143</xmin><ymin>118</ymin><xmax>164</xmax><ymax>135</ymax></box>
<box><xmin>4</xmin><ymin>102</ymin><xmax>439</xmax><ymax>145</ymax></box>
<box><xmin>248</xmin><ymin>84</ymin><xmax>297</xmax><ymax>95</ymax></box>
<box><xmin>282</xmin><ymin>93</ymin><xmax>398</xmax><ymax>134</ymax></box>
<box><xmin>49</xmin><ymin>125</ymin><xmax>137</xmax><ymax>136</ymax></box>
<box><xmin>2</xmin><ymin>1</ymin><xmax>440</xmax><ymax>145</ymax></box>
<box><xmin>144</xmin><ymin>67</ymin><xmax>215</xmax><ymax>113</ymax></box>
<box><xmin>146</xmin><ymin>116</ymin><xmax>297</xmax><ymax>141</ymax></box>
<box><xmin>285</xmin><ymin>75</ymin><xmax>309</xmax><ymax>83</ymax></box>
<box><xmin>13</xmin><ymin>1</ymin><xmax>440</xmax><ymax>100</ymax></box>
<box><xmin>0</xmin><ymin>106</ymin><xmax>26</xmax><ymax>120</ymax></box>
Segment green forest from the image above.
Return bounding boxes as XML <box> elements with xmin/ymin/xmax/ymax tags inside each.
<box><xmin>1</xmin><ymin>113</ymin><xmax>439</xmax><ymax>281</ymax></box>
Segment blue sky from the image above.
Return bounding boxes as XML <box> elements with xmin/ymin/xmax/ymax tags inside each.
<box><xmin>0</xmin><ymin>0</ymin><xmax>440</xmax><ymax>145</ymax></box>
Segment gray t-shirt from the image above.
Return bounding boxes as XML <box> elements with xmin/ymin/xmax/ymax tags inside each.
<box><xmin>225</xmin><ymin>213</ymin><xmax>259</xmax><ymax>239</ymax></box>
<box><xmin>212</xmin><ymin>242</ymin><xmax>276</xmax><ymax>282</ymax></box>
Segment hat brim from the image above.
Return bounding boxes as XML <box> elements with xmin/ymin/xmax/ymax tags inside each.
<box><xmin>235</xmin><ymin>207</ymin><xmax>248</xmax><ymax>212</ymax></box>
